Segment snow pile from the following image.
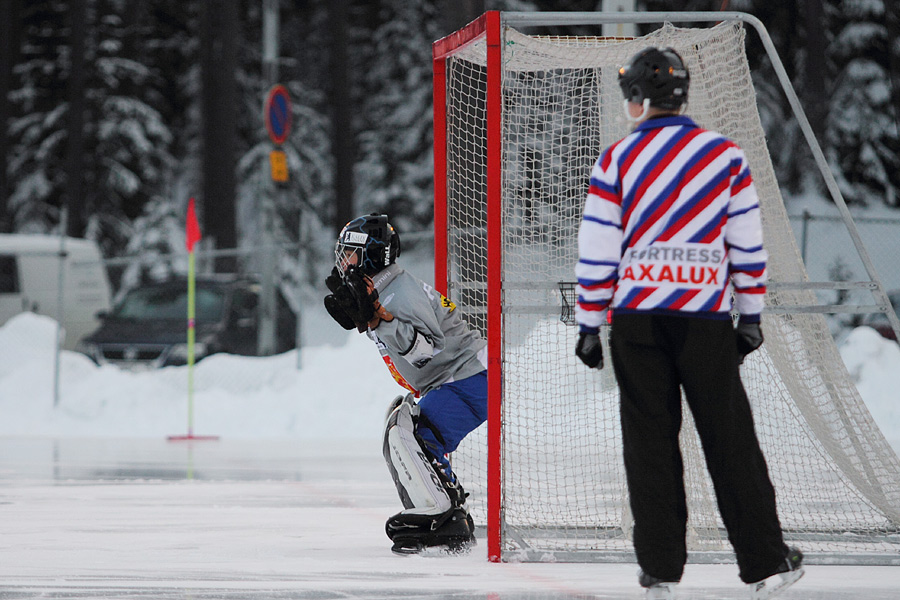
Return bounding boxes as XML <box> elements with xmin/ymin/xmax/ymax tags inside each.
<box><xmin>838</xmin><ymin>325</ymin><xmax>900</xmax><ymax>449</ymax></box>
<box><xmin>0</xmin><ymin>312</ymin><xmax>400</xmax><ymax>440</ymax></box>
<box><xmin>0</xmin><ymin>311</ymin><xmax>899</xmax><ymax>452</ymax></box>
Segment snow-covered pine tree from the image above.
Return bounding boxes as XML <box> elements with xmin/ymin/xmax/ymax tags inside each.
<box><xmin>353</xmin><ymin>0</ymin><xmax>444</xmax><ymax>237</ymax></box>
<box><xmin>89</xmin><ymin>1</ymin><xmax>175</xmax><ymax>251</ymax></box>
<box><xmin>117</xmin><ymin>194</ymin><xmax>183</xmax><ymax>294</ymax></box>
<box><xmin>825</xmin><ymin>0</ymin><xmax>900</xmax><ymax>207</ymax></box>
<box><xmin>7</xmin><ymin>0</ymin><xmax>70</xmax><ymax>232</ymax></box>
<box><xmin>8</xmin><ymin>0</ymin><xmax>176</xmax><ymax>256</ymax></box>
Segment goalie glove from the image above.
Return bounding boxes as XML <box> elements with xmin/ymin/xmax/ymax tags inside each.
<box><xmin>324</xmin><ymin>294</ymin><xmax>357</xmax><ymax>330</ymax></box>
<box><xmin>324</xmin><ymin>267</ymin><xmax>361</xmax><ymax>330</ymax></box>
<box><xmin>575</xmin><ymin>330</ymin><xmax>603</xmax><ymax>369</ymax></box>
<box><xmin>343</xmin><ymin>267</ymin><xmax>379</xmax><ymax>323</ymax></box>
<box><xmin>325</xmin><ymin>266</ymin><xmax>344</xmax><ymax>294</ymax></box>
<box><xmin>735</xmin><ymin>316</ymin><xmax>763</xmax><ymax>363</ymax></box>
<box><xmin>336</xmin><ymin>267</ymin><xmax>395</xmax><ymax>331</ymax></box>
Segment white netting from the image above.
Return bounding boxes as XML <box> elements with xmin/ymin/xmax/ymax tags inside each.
<box><xmin>440</xmin><ymin>20</ymin><xmax>900</xmax><ymax>563</ymax></box>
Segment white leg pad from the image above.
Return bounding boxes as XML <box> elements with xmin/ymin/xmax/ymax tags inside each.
<box><xmin>383</xmin><ymin>398</ymin><xmax>452</xmax><ymax>515</ymax></box>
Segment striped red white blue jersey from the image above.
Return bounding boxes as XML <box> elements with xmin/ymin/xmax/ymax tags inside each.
<box><xmin>575</xmin><ymin>115</ymin><xmax>767</xmax><ymax>332</ymax></box>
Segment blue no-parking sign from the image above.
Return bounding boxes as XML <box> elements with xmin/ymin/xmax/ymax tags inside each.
<box><xmin>264</xmin><ymin>84</ymin><xmax>292</xmax><ymax>145</ymax></box>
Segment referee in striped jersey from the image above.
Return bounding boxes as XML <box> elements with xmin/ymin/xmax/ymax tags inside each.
<box><xmin>574</xmin><ymin>47</ymin><xmax>803</xmax><ymax>599</ymax></box>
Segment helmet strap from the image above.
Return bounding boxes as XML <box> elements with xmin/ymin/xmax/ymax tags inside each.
<box><xmin>624</xmin><ymin>98</ymin><xmax>651</xmax><ymax>123</ymax></box>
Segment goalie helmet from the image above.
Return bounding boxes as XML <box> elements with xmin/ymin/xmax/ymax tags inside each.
<box><xmin>618</xmin><ymin>47</ymin><xmax>690</xmax><ymax>110</ymax></box>
<box><xmin>335</xmin><ymin>213</ymin><xmax>401</xmax><ymax>276</ymax></box>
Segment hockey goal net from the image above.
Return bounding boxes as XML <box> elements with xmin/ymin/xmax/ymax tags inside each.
<box><xmin>432</xmin><ymin>12</ymin><xmax>900</xmax><ymax>564</ymax></box>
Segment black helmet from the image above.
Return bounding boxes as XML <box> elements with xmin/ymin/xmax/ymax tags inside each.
<box><xmin>334</xmin><ymin>213</ymin><xmax>401</xmax><ymax>276</ymax></box>
<box><xmin>618</xmin><ymin>47</ymin><xmax>690</xmax><ymax>110</ymax></box>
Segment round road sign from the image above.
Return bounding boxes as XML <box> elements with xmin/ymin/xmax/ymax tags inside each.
<box><xmin>264</xmin><ymin>84</ymin><xmax>292</xmax><ymax>145</ymax></box>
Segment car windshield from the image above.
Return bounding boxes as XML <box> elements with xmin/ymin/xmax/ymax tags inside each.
<box><xmin>114</xmin><ymin>286</ymin><xmax>226</xmax><ymax>321</ymax></box>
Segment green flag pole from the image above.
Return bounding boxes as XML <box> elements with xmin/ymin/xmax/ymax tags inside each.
<box><xmin>186</xmin><ymin>248</ymin><xmax>196</xmax><ymax>436</ymax></box>
<box><xmin>168</xmin><ymin>197</ymin><xmax>218</xmax><ymax>443</ymax></box>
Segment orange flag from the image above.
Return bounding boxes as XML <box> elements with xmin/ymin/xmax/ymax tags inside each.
<box><xmin>186</xmin><ymin>197</ymin><xmax>202</xmax><ymax>252</ymax></box>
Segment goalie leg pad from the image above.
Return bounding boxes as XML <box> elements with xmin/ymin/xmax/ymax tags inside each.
<box><xmin>414</xmin><ymin>414</ymin><xmax>468</xmax><ymax>508</ymax></box>
<box><xmin>384</xmin><ymin>394</ymin><xmax>412</xmax><ymax>424</ymax></box>
<box><xmin>383</xmin><ymin>398</ymin><xmax>453</xmax><ymax>514</ymax></box>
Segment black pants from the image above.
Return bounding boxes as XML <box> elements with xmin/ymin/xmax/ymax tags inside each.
<box><xmin>610</xmin><ymin>313</ymin><xmax>788</xmax><ymax>583</ymax></box>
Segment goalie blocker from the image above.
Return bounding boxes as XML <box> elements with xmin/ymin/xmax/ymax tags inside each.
<box><xmin>382</xmin><ymin>394</ymin><xmax>476</xmax><ymax>555</ymax></box>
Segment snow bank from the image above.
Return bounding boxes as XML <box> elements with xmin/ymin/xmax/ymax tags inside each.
<box><xmin>0</xmin><ymin>312</ymin><xmax>399</xmax><ymax>440</ymax></box>
<box><xmin>1</xmin><ymin>311</ymin><xmax>898</xmax><ymax>453</ymax></box>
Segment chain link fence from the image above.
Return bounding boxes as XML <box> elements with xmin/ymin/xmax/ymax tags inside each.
<box><xmin>788</xmin><ymin>211</ymin><xmax>900</xmax><ymax>332</ymax></box>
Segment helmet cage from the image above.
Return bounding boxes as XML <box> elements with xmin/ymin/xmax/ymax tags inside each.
<box><xmin>334</xmin><ymin>214</ymin><xmax>400</xmax><ymax>277</ymax></box>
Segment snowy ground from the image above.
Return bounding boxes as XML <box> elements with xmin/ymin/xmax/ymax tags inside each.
<box><xmin>3</xmin><ymin>289</ymin><xmax>900</xmax><ymax>598</ymax></box>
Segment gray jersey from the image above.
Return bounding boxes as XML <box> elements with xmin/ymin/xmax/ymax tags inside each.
<box><xmin>365</xmin><ymin>264</ymin><xmax>486</xmax><ymax>397</ymax></box>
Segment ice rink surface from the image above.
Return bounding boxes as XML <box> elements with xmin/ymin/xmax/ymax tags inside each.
<box><xmin>2</xmin><ymin>437</ymin><xmax>899</xmax><ymax>600</ymax></box>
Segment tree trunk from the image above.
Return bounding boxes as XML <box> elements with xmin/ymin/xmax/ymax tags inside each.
<box><xmin>66</xmin><ymin>0</ymin><xmax>87</xmax><ymax>237</ymax></box>
<box><xmin>201</xmin><ymin>0</ymin><xmax>239</xmax><ymax>272</ymax></box>
<box><xmin>887</xmin><ymin>2</ymin><xmax>900</xmax><ymax>138</ymax></box>
<box><xmin>803</xmin><ymin>0</ymin><xmax>827</xmax><ymax>143</ymax></box>
<box><xmin>0</xmin><ymin>0</ymin><xmax>21</xmax><ymax>233</ymax></box>
<box><xmin>328</xmin><ymin>0</ymin><xmax>353</xmax><ymax>236</ymax></box>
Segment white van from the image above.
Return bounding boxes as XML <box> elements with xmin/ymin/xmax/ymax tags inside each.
<box><xmin>0</xmin><ymin>234</ymin><xmax>112</xmax><ymax>350</ymax></box>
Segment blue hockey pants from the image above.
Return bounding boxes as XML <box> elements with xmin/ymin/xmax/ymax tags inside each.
<box><xmin>416</xmin><ymin>370</ymin><xmax>487</xmax><ymax>481</ymax></box>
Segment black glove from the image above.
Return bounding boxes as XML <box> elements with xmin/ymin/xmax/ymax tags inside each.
<box><xmin>324</xmin><ymin>294</ymin><xmax>357</xmax><ymax>330</ymax></box>
<box><xmin>325</xmin><ymin>267</ymin><xmax>344</xmax><ymax>294</ymax></box>
<box><xmin>342</xmin><ymin>267</ymin><xmax>379</xmax><ymax>324</ymax></box>
<box><xmin>575</xmin><ymin>331</ymin><xmax>603</xmax><ymax>369</ymax></box>
<box><xmin>735</xmin><ymin>317</ymin><xmax>764</xmax><ymax>363</ymax></box>
<box><xmin>324</xmin><ymin>267</ymin><xmax>367</xmax><ymax>330</ymax></box>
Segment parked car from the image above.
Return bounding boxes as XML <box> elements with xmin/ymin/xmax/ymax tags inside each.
<box><xmin>77</xmin><ymin>276</ymin><xmax>296</xmax><ymax>368</ymax></box>
<box><xmin>0</xmin><ymin>234</ymin><xmax>112</xmax><ymax>350</ymax></box>
<box><xmin>861</xmin><ymin>289</ymin><xmax>900</xmax><ymax>341</ymax></box>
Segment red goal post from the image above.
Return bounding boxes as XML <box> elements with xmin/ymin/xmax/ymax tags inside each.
<box><xmin>433</xmin><ymin>11</ymin><xmax>503</xmax><ymax>562</ymax></box>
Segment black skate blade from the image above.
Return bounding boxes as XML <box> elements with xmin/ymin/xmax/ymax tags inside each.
<box><xmin>391</xmin><ymin>539</ymin><xmax>475</xmax><ymax>557</ymax></box>
<box><xmin>391</xmin><ymin>542</ymin><xmax>425</xmax><ymax>556</ymax></box>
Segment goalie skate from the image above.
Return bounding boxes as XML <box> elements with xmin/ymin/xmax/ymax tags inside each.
<box><xmin>749</xmin><ymin>547</ymin><xmax>805</xmax><ymax>600</ymax></box>
<box><xmin>387</xmin><ymin>508</ymin><xmax>476</xmax><ymax>556</ymax></box>
<box><xmin>390</xmin><ymin>537</ymin><xmax>476</xmax><ymax>557</ymax></box>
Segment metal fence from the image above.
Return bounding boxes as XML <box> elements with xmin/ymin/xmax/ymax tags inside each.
<box><xmin>788</xmin><ymin>212</ymin><xmax>900</xmax><ymax>304</ymax></box>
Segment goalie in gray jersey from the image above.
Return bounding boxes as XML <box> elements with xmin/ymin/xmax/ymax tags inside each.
<box><xmin>324</xmin><ymin>213</ymin><xmax>487</xmax><ymax>555</ymax></box>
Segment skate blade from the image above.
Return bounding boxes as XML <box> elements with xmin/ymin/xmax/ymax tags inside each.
<box><xmin>750</xmin><ymin>567</ymin><xmax>805</xmax><ymax>599</ymax></box>
<box><xmin>391</xmin><ymin>543</ymin><xmax>425</xmax><ymax>556</ymax></box>
<box><xmin>645</xmin><ymin>582</ymin><xmax>677</xmax><ymax>600</ymax></box>
<box><xmin>391</xmin><ymin>540</ymin><xmax>475</xmax><ymax>557</ymax></box>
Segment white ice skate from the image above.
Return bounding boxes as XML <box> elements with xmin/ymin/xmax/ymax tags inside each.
<box><xmin>639</xmin><ymin>570</ymin><xmax>678</xmax><ymax>599</ymax></box>
<box><xmin>748</xmin><ymin>547</ymin><xmax>805</xmax><ymax>599</ymax></box>
<box><xmin>645</xmin><ymin>582</ymin><xmax>677</xmax><ymax>599</ymax></box>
